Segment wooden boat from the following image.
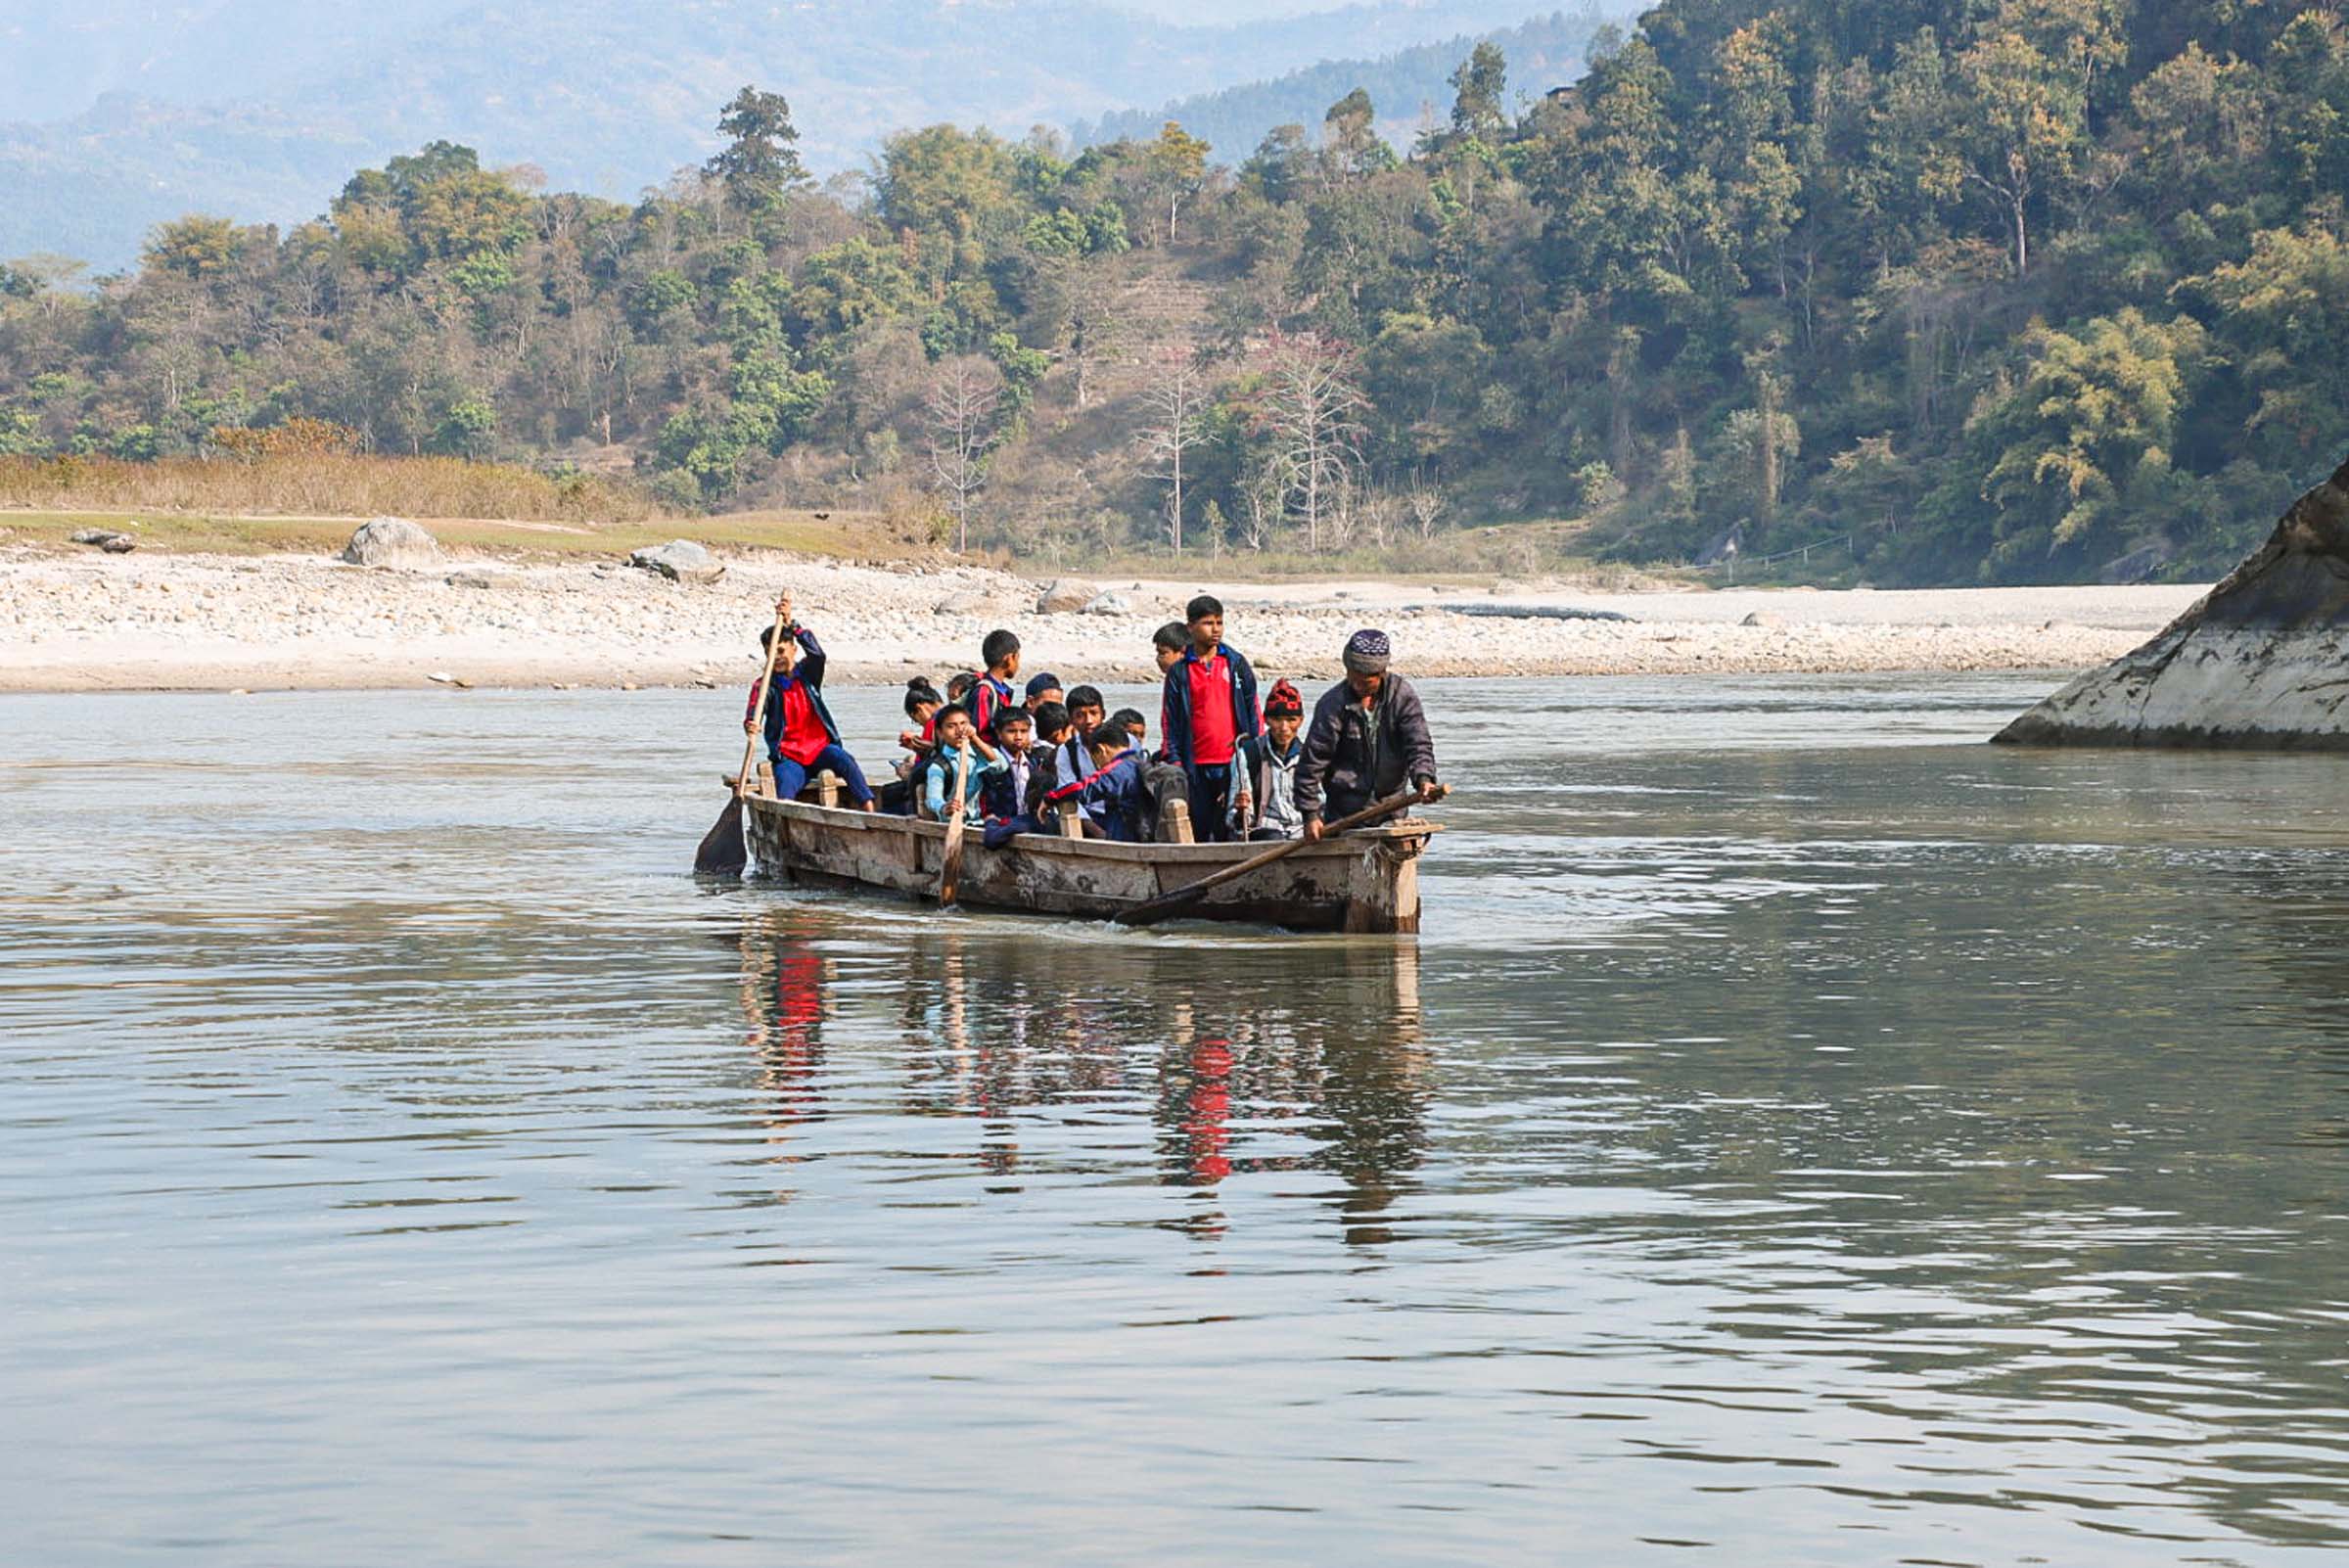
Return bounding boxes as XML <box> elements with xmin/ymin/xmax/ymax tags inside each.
<box><xmin>738</xmin><ymin>784</ymin><xmax>1441</xmax><ymax>933</ymax></box>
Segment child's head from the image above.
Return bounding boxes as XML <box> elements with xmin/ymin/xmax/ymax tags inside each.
<box><xmin>935</xmin><ymin>706</ymin><xmax>976</xmax><ymax>749</ymax></box>
<box><xmin>945</xmin><ymin>670</ymin><xmax>976</xmax><ymax>703</ymax></box>
<box><xmin>1087</xmin><ymin>725</ymin><xmax>1130</xmax><ymax>762</ymax></box>
<box><xmin>983</xmin><ymin>628</ymin><xmax>1021</xmax><ymax>677</ymax></box>
<box><xmin>1024</xmin><ymin>671</ymin><xmax>1064</xmax><ymax>708</ymax></box>
<box><xmin>1030</xmin><ymin>701</ymin><xmax>1071</xmax><ymax>745</ymax></box>
<box><xmin>1264</xmin><ymin>678</ymin><xmax>1305</xmax><ymax>748</ymax></box>
<box><xmin>760</xmin><ymin>622</ymin><xmax>798</xmax><ymax>669</ymax></box>
<box><xmin>1065</xmin><ymin>685</ymin><xmax>1106</xmax><ymax>734</ymax></box>
<box><xmin>989</xmin><ymin>707</ymin><xmax>1035</xmax><ymax>751</ymax></box>
<box><xmin>1152</xmin><ymin>622</ymin><xmax>1188</xmax><ymax>674</ymax></box>
<box><xmin>904</xmin><ymin>678</ymin><xmax>943</xmax><ymax>721</ymax></box>
<box><xmin>1107</xmin><ymin>708</ymin><xmax>1148</xmax><ymax>750</ymax></box>
<box><xmin>1185</xmin><ymin>594</ymin><xmax>1223</xmax><ymax>652</ymax></box>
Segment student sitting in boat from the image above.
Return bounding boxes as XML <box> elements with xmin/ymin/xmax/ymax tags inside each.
<box><xmin>1041</xmin><ymin>722</ymin><xmax>1149</xmax><ymax>842</ymax></box>
<box><xmin>1296</xmin><ymin>629</ymin><xmax>1441</xmax><ymax>840</ymax></box>
<box><xmin>1024</xmin><ymin>701</ymin><xmax>1072</xmax><ymax>811</ymax></box>
<box><xmin>742</xmin><ymin>596</ymin><xmax>877</xmax><ymax>812</ymax></box>
<box><xmin>1024</xmin><ymin>671</ymin><xmax>1064</xmax><ymax>711</ymax></box>
<box><xmin>919</xmin><ymin>706</ymin><xmax>1001</xmax><ymax>825</ymax></box>
<box><xmin>898</xmin><ymin>677</ymin><xmax>944</xmax><ymax>757</ymax></box>
<box><xmin>979</xmin><ymin>707</ymin><xmax>1042</xmax><ymax>822</ymax></box>
<box><xmin>1036</xmin><ymin>684</ymin><xmax>1107</xmax><ymax>802</ymax></box>
<box><xmin>1160</xmin><ymin>594</ymin><xmax>1263</xmax><ymax>844</ymax></box>
<box><xmin>1230</xmin><ymin>678</ymin><xmax>1309</xmax><ymax>841</ymax></box>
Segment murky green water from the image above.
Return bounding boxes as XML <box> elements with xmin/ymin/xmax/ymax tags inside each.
<box><xmin>6</xmin><ymin>674</ymin><xmax>2349</xmax><ymax>1565</ymax></box>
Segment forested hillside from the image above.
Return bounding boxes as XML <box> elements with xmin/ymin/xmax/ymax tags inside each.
<box><xmin>10</xmin><ymin>0</ymin><xmax>2349</xmax><ymax>585</ymax></box>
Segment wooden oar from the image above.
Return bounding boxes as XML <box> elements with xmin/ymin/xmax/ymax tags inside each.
<box><xmin>693</xmin><ymin>597</ymin><xmax>791</xmax><ymax>875</ymax></box>
<box><xmin>1114</xmin><ymin>784</ymin><xmax>1449</xmax><ymax>929</ymax></box>
<box><xmin>935</xmin><ymin>741</ymin><xmax>974</xmax><ymax>905</ymax></box>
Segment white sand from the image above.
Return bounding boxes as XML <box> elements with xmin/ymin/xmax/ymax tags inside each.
<box><xmin>0</xmin><ymin>544</ymin><xmax>2205</xmax><ymax>693</ymax></box>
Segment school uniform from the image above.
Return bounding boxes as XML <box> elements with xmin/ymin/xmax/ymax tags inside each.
<box><xmin>920</xmin><ymin>746</ymin><xmax>1001</xmax><ymax>825</ymax></box>
<box><xmin>1043</xmin><ymin>747</ymin><xmax>1148</xmax><ymax>842</ymax></box>
<box><xmin>1160</xmin><ymin>642</ymin><xmax>1262</xmax><ymax>843</ymax></box>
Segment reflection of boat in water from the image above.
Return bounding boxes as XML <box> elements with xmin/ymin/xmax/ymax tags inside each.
<box><xmin>740</xmin><ymin>790</ymin><xmax>1441</xmax><ymax>933</ymax></box>
<box><xmin>732</xmin><ymin>910</ymin><xmax>1431</xmax><ymax>1243</ymax></box>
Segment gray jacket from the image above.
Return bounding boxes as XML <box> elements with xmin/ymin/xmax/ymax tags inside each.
<box><xmin>1295</xmin><ymin>674</ymin><xmax>1437</xmax><ymax>820</ymax></box>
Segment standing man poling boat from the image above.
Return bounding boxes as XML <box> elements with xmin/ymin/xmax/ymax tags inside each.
<box><xmin>1296</xmin><ymin>629</ymin><xmax>1440</xmax><ymax>842</ymax></box>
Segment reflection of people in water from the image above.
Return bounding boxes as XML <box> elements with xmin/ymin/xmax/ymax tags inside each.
<box><xmin>737</xmin><ymin>917</ymin><xmax>1429</xmax><ymax>1242</ymax></box>
<box><xmin>1153</xmin><ymin>945</ymin><xmax>1431</xmax><ymax>1246</ymax></box>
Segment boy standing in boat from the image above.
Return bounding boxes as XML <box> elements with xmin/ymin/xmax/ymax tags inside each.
<box><xmin>1297</xmin><ymin>629</ymin><xmax>1440</xmax><ymax>839</ymax></box>
<box><xmin>744</xmin><ymin>596</ymin><xmax>878</xmax><ymax>811</ymax></box>
<box><xmin>1230</xmin><ymin>678</ymin><xmax>1309</xmax><ymax>840</ymax></box>
<box><xmin>1160</xmin><ymin>595</ymin><xmax>1262</xmax><ymax>843</ymax></box>
<box><xmin>968</xmin><ymin>630</ymin><xmax>1022</xmax><ymax>736</ymax></box>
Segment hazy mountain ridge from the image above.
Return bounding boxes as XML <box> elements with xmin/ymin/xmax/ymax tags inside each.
<box><xmin>1073</xmin><ymin>7</ymin><xmax>1621</xmax><ymax>153</ymax></box>
<box><xmin>0</xmin><ymin>0</ymin><xmax>1559</xmax><ymax>266</ymax></box>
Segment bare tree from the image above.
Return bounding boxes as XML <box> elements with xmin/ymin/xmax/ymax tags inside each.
<box><xmin>1236</xmin><ymin>453</ymin><xmax>1291</xmax><ymax>552</ymax></box>
<box><xmin>1258</xmin><ymin>329</ymin><xmax>1367</xmax><ymax>553</ymax></box>
<box><xmin>1036</xmin><ymin>258</ymin><xmax>1126</xmax><ymax>411</ymax></box>
<box><xmin>925</xmin><ymin>356</ymin><xmax>1001</xmax><ymax>552</ymax></box>
<box><xmin>1136</xmin><ymin>348</ymin><xmax>1208</xmax><ymax>555</ymax></box>
<box><xmin>1405</xmin><ymin>468</ymin><xmax>1450</xmax><ymax>540</ymax></box>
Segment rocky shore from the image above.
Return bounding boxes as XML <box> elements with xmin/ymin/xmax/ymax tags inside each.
<box><xmin>0</xmin><ymin>538</ymin><xmax>2205</xmax><ymax>693</ymax></box>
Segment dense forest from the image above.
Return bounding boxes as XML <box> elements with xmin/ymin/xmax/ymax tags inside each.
<box><xmin>9</xmin><ymin>0</ymin><xmax>2349</xmax><ymax>584</ymax></box>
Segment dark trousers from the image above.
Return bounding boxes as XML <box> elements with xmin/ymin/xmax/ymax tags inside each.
<box><xmin>1186</xmin><ymin>762</ymin><xmax>1235</xmax><ymax>843</ymax></box>
<box><xmin>773</xmin><ymin>744</ymin><xmax>875</xmax><ymax>806</ymax></box>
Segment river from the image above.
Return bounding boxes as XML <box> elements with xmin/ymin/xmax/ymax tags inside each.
<box><xmin>5</xmin><ymin>674</ymin><xmax>2347</xmax><ymax>1565</ymax></box>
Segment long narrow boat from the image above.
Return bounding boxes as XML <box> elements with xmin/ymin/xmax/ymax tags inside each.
<box><xmin>739</xmin><ymin>787</ymin><xmax>1441</xmax><ymax>933</ymax></box>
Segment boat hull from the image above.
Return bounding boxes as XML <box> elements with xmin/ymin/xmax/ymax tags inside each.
<box><xmin>741</xmin><ymin>797</ymin><xmax>1436</xmax><ymax>933</ymax></box>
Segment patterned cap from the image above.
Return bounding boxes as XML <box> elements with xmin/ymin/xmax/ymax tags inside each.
<box><xmin>1342</xmin><ymin>628</ymin><xmax>1392</xmax><ymax>675</ymax></box>
<box><xmin>1265</xmin><ymin>678</ymin><xmax>1305</xmax><ymax>716</ymax></box>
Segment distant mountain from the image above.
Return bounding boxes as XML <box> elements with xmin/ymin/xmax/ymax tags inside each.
<box><xmin>0</xmin><ymin>0</ymin><xmax>1564</xmax><ymax>268</ymax></box>
<box><xmin>1073</xmin><ymin>6</ymin><xmax>1627</xmax><ymax>156</ymax></box>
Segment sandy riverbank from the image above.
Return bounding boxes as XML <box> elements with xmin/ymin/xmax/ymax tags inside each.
<box><xmin>0</xmin><ymin>542</ymin><xmax>2204</xmax><ymax>693</ymax></box>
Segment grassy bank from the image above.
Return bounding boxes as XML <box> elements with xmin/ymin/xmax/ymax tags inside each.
<box><xmin>0</xmin><ymin>506</ymin><xmax>903</xmax><ymax>561</ymax></box>
<box><xmin>0</xmin><ymin>453</ymin><xmax>665</xmax><ymax>525</ymax></box>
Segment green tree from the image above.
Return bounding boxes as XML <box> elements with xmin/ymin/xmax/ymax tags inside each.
<box><xmin>705</xmin><ymin>86</ymin><xmax>808</xmax><ymax>214</ymax></box>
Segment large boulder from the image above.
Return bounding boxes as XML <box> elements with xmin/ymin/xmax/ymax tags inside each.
<box><xmin>1997</xmin><ymin>453</ymin><xmax>2349</xmax><ymax>750</ymax></box>
<box><xmin>628</xmin><ymin>539</ymin><xmax>724</xmax><ymax>583</ymax></box>
<box><xmin>341</xmin><ymin>517</ymin><xmax>441</xmax><ymax>568</ymax></box>
<box><xmin>1080</xmin><ymin>591</ymin><xmax>1134</xmax><ymax>615</ymax></box>
<box><xmin>934</xmin><ymin>588</ymin><xmax>990</xmax><ymax>615</ymax></box>
<box><xmin>1036</xmin><ymin>576</ymin><xmax>1100</xmax><ymax>613</ymax></box>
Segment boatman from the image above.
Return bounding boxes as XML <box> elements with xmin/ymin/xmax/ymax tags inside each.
<box><xmin>744</xmin><ymin>594</ymin><xmax>878</xmax><ymax>812</ymax></box>
<box><xmin>1295</xmin><ymin>628</ymin><xmax>1439</xmax><ymax>841</ymax></box>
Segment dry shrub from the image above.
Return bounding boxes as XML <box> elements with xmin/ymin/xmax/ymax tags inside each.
<box><xmin>0</xmin><ymin>453</ymin><xmax>665</xmax><ymax>523</ymax></box>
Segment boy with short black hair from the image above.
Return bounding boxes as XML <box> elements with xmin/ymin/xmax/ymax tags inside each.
<box><xmin>980</xmin><ymin>707</ymin><xmax>1041</xmax><ymax>822</ymax></box>
<box><xmin>970</xmin><ymin>628</ymin><xmax>1022</xmax><ymax>735</ymax></box>
<box><xmin>1043</xmin><ymin>722</ymin><xmax>1149</xmax><ymax>842</ymax></box>
<box><xmin>919</xmin><ymin>706</ymin><xmax>1002</xmax><ymax>825</ymax></box>
<box><xmin>742</xmin><ymin>595</ymin><xmax>878</xmax><ymax>811</ymax></box>
<box><xmin>1159</xmin><ymin>593</ymin><xmax>1262</xmax><ymax>843</ymax></box>
<box><xmin>1024</xmin><ymin>671</ymin><xmax>1064</xmax><ymax>710</ymax></box>
<box><xmin>1151</xmin><ymin>622</ymin><xmax>1188</xmax><ymax>676</ymax></box>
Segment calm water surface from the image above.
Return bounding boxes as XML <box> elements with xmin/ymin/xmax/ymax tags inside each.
<box><xmin>6</xmin><ymin>674</ymin><xmax>2349</xmax><ymax>1565</ymax></box>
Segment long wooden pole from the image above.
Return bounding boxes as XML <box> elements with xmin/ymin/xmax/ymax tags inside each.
<box><xmin>735</xmin><ymin>598</ymin><xmax>792</xmax><ymax>799</ymax></box>
<box><xmin>936</xmin><ymin>741</ymin><xmax>974</xmax><ymax>905</ymax></box>
<box><xmin>1115</xmin><ymin>784</ymin><xmax>1448</xmax><ymax>928</ymax></box>
<box><xmin>693</xmin><ymin>596</ymin><xmax>792</xmax><ymax>874</ymax></box>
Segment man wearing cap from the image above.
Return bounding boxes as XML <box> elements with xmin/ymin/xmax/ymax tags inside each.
<box><xmin>1296</xmin><ymin>629</ymin><xmax>1440</xmax><ymax>841</ymax></box>
<box><xmin>1231</xmin><ymin>678</ymin><xmax>1310</xmax><ymax>841</ymax></box>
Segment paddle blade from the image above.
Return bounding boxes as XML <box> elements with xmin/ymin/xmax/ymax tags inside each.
<box><xmin>694</xmin><ymin>797</ymin><xmax>748</xmax><ymax>875</ymax></box>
